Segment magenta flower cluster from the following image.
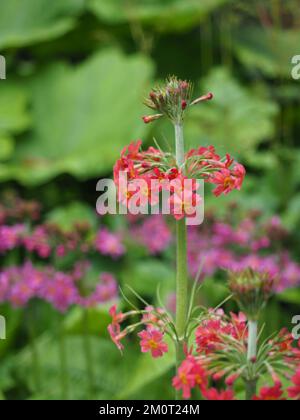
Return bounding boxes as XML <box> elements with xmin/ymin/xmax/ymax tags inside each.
<box><xmin>186</xmin><ymin>214</ymin><xmax>299</xmax><ymax>291</ymax></box>
<box><xmin>0</xmin><ymin>261</ymin><xmax>118</xmax><ymax>312</ymax></box>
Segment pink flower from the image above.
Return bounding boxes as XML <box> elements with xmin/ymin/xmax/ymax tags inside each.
<box><xmin>107</xmin><ymin>324</ymin><xmax>126</xmax><ymax>352</ymax></box>
<box><xmin>173</xmin><ymin>356</ymin><xmax>208</xmax><ymax>399</ymax></box>
<box><xmin>107</xmin><ymin>304</ymin><xmax>128</xmax><ymax>352</ymax></box>
<box><xmin>109</xmin><ymin>304</ymin><xmax>125</xmax><ymax>325</ymax></box>
<box><xmin>84</xmin><ymin>273</ymin><xmax>118</xmax><ymax>306</ymax></box>
<box><xmin>0</xmin><ymin>224</ymin><xmax>25</xmax><ymax>253</ymax></box>
<box><xmin>23</xmin><ymin>226</ymin><xmax>51</xmax><ymax>258</ymax></box>
<box><xmin>40</xmin><ymin>272</ymin><xmax>78</xmax><ymax>312</ymax></box>
<box><xmin>288</xmin><ymin>368</ymin><xmax>300</xmax><ymax>400</ymax></box>
<box><xmin>131</xmin><ymin>216</ymin><xmax>172</xmax><ymax>255</ymax></box>
<box><xmin>95</xmin><ymin>228</ymin><xmax>125</xmax><ymax>259</ymax></box>
<box><xmin>138</xmin><ymin>328</ymin><xmax>168</xmax><ymax>358</ymax></box>
<box><xmin>253</xmin><ymin>381</ymin><xmax>285</xmax><ymax>401</ymax></box>
<box><xmin>203</xmin><ymin>388</ymin><xmax>235</xmax><ymax>401</ymax></box>
<box><xmin>172</xmin><ymin>359</ymin><xmax>196</xmax><ymax>399</ymax></box>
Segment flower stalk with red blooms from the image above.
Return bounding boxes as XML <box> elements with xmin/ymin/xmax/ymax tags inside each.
<box><xmin>172</xmin><ymin>308</ymin><xmax>300</xmax><ymax>400</ymax></box>
<box><xmin>111</xmin><ymin>76</ymin><xmax>246</xmax><ymax>399</ymax></box>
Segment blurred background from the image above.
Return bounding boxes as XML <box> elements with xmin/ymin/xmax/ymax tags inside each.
<box><xmin>0</xmin><ymin>0</ymin><xmax>300</xmax><ymax>400</ymax></box>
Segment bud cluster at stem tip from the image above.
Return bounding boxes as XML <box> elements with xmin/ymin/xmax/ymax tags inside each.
<box><xmin>143</xmin><ymin>76</ymin><xmax>213</xmax><ymax>125</ymax></box>
<box><xmin>227</xmin><ymin>268</ymin><xmax>277</xmax><ymax>321</ymax></box>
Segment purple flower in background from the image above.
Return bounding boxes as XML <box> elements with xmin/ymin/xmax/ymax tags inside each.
<box><xmin>131</xmin><ymin>215</ymin><xmax>172</xmax><ymax>255</ymax></box>
<box><xmin>95</xmin><ymin>228</ymin><xmax>125</xmax><ymax>259</ymax></box>
<box><xmin>23</xmin><ymin>226</ymin><xmax>51</xmax><ymax>258</ymax></box>
<box><xmin>0</xmin><ymin>224</ymin><xmax>25</xmax><ymax>253</ymax></box>
<box><xmin>79</xmin><ymin>272</ymin><xmax>118</xmax><ymax>307</ymax></box>
<box><xmin>40</xmin><ymin>272</ymin><xmax>79</xmax><ymax>313</ymax></box>
<box><xmin>0</xmin><ymin>272</ymin><xmax>10</xmax><ymax>302</ymax></box>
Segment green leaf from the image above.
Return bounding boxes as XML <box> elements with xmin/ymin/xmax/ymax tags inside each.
<box><xmin>89</xmin><ymin>0</ymin><xmax>231</xmax><ymax>32</ymax></box>
<box><xmin>234</xmin><ymin>27</ymin><xmax>300</xmax><ymax>78</ymax></box>
<box><xmin>279</xmin><ymin>288</ymin><xmax>300</xmax><ymax>305</ymax></box>
<box><xmin>0</xmin><ymin>0</ymin><xmax>85</xmax><ymax>49</ymax></box>
<box><xmin>46</xmin><ymin>202</ymin><xmax>98</xmax><ymax>232</ymax></box>
<box><xmin>0</xmin><ymin>136</ymin><xmax>14</xmax><ymax>161</ymax></box>
<box><xmin>121</xmin><ymin>259</ymin><xmax>175</xmax><ymax>297</ymax></box>
<box><xmin>64</xmin><ymin>306</ymin><xmax>112</xmax><ymax>336</ymax></box>
<box><xmin>116</xmin><ymin>336</ymin><xmax>175</xmax><ymax>399</ymax></box>
<box><xmin>0</xmin><ymin>83</ymin><xmax>31</xmax><ymax>133</ymax></box>
<box><xmin>2</xmin><ymin>49</ymin><xmax>154</xmax><ymax>185</ymax></box>
<box><xmin>184</xmin><ymin>68</ymin><xmax>278</xmax><ymax>157</ymax></box>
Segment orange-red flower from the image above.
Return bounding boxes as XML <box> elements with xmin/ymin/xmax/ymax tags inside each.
<box><xmin>253</xmin><ymin>381</ymin><xmax>285</xmax><ymax>401</ymax></box>
<box><xmin>288</xmin><ymin>368</ymin><xmax>300</xmax><ymax>400</ymax></box>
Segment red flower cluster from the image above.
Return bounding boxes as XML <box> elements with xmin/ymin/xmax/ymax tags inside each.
<box><xmin>195</xmin><ymin>311</ymin><xmax>247</xmax><ymax>354</ymax></box>
<box><xmin>288</xmin><ymin>368</ymin><xmax>300</xmax><ymax>400</ymax></box>
<box><xmin>173</xmin><ymin>310</ymin><xmax>300</xmax><ymax>400</ymax></box>
<box><xmin>172</xmin><ymin>355</ymin><xmax>208</xmax><ymax>399</ymax></box>
<box><xmin>253</xmin><ymin>381</ymin><xmax>285</xmax><ymax>401</ymax></box>
<box><xmin>107</xmin><ymin>304</ymin><xmax>169</xmax><ymax>358</ymax></box>
<box><xmin>113</xmin><ymin>141</ymin><xmax>245</xmax><ymax>219</ymax></box>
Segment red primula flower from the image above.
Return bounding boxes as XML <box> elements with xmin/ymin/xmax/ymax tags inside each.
<box><xmin>173</xmin><ymin>356</ymin><xmax>208</xmax><ymax>399</ymax></box>
<box><xmin>209</xmin><ymin>165</ymin><xmax>245</xmax><ymax>197</ymax></box>
<box><xmin>253</xmin><ymin>381</ymin><xmax>285</xmax><ymax>401</ymax></box>
<box><xmin>288</xmin><ymin>368</ymin><xmax>300</xmax><ymax>400</ymax></box>
<box><xmin>109</xmin><ymin>304</ymin><xmax>125</xmax><ymax>325</ymax></box>
<box><xmin>203</xmin><ymin>388</ymin><xmax>235</xmax><ymax>401</ymax></box>
<box><xmin>107</xmin><ymin>305</ymin><xmax>127</xmax><ymax>352</ymax></box>
<box><xmin>138</xmin><ymin>328</ymin><xmax>168</xmax><ymax>358</ymax></box>
<box><xmin>113</xmin><ymin>140</ymin><xmax>246</xmax><ymax>220</ymax></box>
<box><xmin>107</xmin><ymin>324</ymin><xmax>126</xmax><ymax>352</ymax></box>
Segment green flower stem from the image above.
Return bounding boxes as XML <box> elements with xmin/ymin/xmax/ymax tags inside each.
<box><xmin>245</xmin><ymin>379</ymin><xmax>257</xmax><ymax>401</ymax></box>
<box><xmin>174</xmin><ymin>123</ymin><xmax>188</xmax><ymax>369</ymax></box>
<box><xmin>82</xmin><ymin>309</ymin><xmax>95</xmax><ymax>400</ymax></box>
<box><xmin>246</xmin><ymin>320</ymin><xmax>258</xmax><ymax>400</ymax></box>
<box><xmin>247</xmin><ymin>320</ymin><xmax>258</xmax><ymax>361</ymax></box>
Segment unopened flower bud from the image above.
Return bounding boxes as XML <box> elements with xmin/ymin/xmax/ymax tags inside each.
<box><xmin>142</xmin><ymin>114</ymin><xmax>163</xmax><ymax>124</ymax></box>
<box><xmin>227</xmin><ymin>268</ymin><xmax>277</xmax><ymax>321</ymax></box>
<box><xmin>181</xmin><ymin>100</ymin><xmax>187</xmax><ymax>110</ymax></box>
<box><xmin>191</xmin><ymin>92</ymin><xmax>214</xmax><ymax>106</ymax></box>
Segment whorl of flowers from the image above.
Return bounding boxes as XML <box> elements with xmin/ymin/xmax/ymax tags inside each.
<box><xmin>173</xmin><ymin>310</ymin><xmax>300</xmax><ymax>400</ymax></box>
<box><xmin>113</xmin><ymin>140</ymin><xmax>245</xmax><ymax>219</ymax></box>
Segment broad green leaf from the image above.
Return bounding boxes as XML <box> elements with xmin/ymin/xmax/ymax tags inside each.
<box><xmin>121</xmin><ymin>259</ymin><xmax>175</xmax><ymax>297</ymax></box>
<box><xmin>0</xmin><ymin>0</ymin><xmax>85</xmax><ymax>49</ymax></box>
<box><xmin>0</xmin><ymin>136</ymin><xmax>14</xmax><ymax>161</ymax></box>
<box><xmin>116</xmin><ymin>336</ymin><xmax>175</xmax><ymax>399</ymax></box>
<box><xmin>14</xmin><ymin>334</ymin><xmax>141</xmax><ymax>399</ymax></box>
<box><xmin>89</xmin><ymin>0</ymin><xmax>231</xmax><ymax>32</ymax></box>
<box><xmin>234</xmin><ymin>27</ymin><xmax>300</xmax><ymax>79</ymax></box>
<box><xmin>2</xmin><ymin>49</ymin><xmax>154</xmax><ymax>185</ymax></box>
<box><xmin>0</xmin><ymin>83</ymin><xmax>31</xmax><ymax>133</ymax></box>
<box><xmin>279</xmin><ymin>288</ymin><xmax>300</xmax><ymax>305</ymax></box>
<box><xmin>64</xmin><ymin>306</ymin><xmax>112</xmax><ymax>336</ymax></box>
<box><xmin>184</xmin><ymin>68</ymin><xmax>278</xmax><ymax>156</ymax></box>
<box><xmin>46</xmin><ymin>202</ymin><xmax>98</xmax><ymax>232</ymax></box>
